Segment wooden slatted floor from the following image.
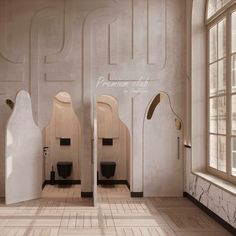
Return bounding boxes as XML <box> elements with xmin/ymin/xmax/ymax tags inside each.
<box><xmin>0</xmin><ymin>185</ymin><xmax>231</xmax><ymax>236</ymax></box>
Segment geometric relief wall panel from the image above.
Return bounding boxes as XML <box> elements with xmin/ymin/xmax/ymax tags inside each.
<box><xmin>0</xmin><ymin>0</ymin><xmax>24</xmax><ymax>83</ymax></box>
<box><xmin>147</xmin><ymin>0</ymin><xmax>166</xmax><ymax>66</ymax></box>
<box><xmin>0</xmin><ymin>73</ymin><xmax>24</xmax><ymax>82</ymax></box>
<box><xmin>43</xmin><ymin>0</ymin><xmax>74</xmax><ymax>83</ymax></box>
<box><xmin>107</xmin><ymin>0</ymin><xmax>167</xmax><ymax>82</ymax></box>
<box><xmin>44</xmin><ymin>73</ymin><xmax>75</xmax><ymax>82</ymax></box>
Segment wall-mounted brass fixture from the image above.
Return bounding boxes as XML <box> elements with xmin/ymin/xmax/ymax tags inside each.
<box><xmin>6</xmin><ymin>99</ymin><xmax>14</xmax><ymax>109</ymax></box>
<box><xmin>147</xmin><ymin>93</ymin><xmax>165</xmax><ymax>120</ymax></box>
<box><xmin>175</xmin><ymin>118</ymin><xmax>182</xmax><ymax>130</ymax></box>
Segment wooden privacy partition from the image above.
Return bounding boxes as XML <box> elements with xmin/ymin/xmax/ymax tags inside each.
<box><xmin>5</xmin><ymin>90</ymin><xmax>42</xmax><ymax>204</ymax></box>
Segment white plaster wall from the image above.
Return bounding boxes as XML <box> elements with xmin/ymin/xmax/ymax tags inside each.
<box><xmin>44</xmin><ymin>95</ymin><xmax>80</xmax><ymax>180</ymax></box>
<box><xmin>144</xmin><ymin>95</ymin><xmax>183</xmax><ymax>196</ymax></box>
<box><xmin>97</xmin><ymin>95</ymin><xmax>130</xmax><ymax>181</ymax></box>
<box><xmin>0</xmin><ymin>0</ymin><xmax>186</xmax><ymax>195</ymax></box>
<box><xmin>5</xmin><ymin>90</ymin><xmax>42</xmax><ymax>204</ymax></box>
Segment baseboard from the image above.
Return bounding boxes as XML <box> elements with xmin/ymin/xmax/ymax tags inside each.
<box><xmin>43</xmin><ymin>179</ymin><xmax>81</xmax><ymax>186</ymax></box>
<box><xmin>42</xmin><ymin>181</ymin><xmax>47</xmax><ymax>189</ymax></box>
<box><xmin>97</xmin><ymin>179</ymin><xmax>130</xmax><ymax>189</ymax></box>
<box><xmin>81</xmin><ymin>192</ymin><xmax>93</xmax><ymax>198</ymax></box>
<box><xmin>183</xmin><ymin>192</ymin><xmax>236</xmax><ymax>235</ymax></box>
<box><xmin>126</xmin><ymin>181</ymin><xmax>130</xmax><ymax>190</ymax></box>
<box><xmin>131</xmin><ymin>192</ymin><xmax>143</xmax><ymax>198</ymax></box>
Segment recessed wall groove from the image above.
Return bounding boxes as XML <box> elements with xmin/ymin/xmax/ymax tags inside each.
<box><xmin>0</xmin><ymin>0</ymin><xmax>24</xmax><ymax>64</ymax></box>
<box><xmin>45</xmin><ymin>0</ymin><xmax>73</xmax><ymax>64</ymax></box>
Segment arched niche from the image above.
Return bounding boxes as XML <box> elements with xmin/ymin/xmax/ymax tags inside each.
<box><xmin>96</xmin><ymin>95</ymin><xmax>131</xmax><ymax>186</ymax></box>
<box><xmin>43</xmin><ymin>91</ymin><xmax>81</xmax><ymax>182</ymax></box>
<box><xmin>97</xmin><ymin>95</ymin><xmax>119</xmax><ymax>138</ymax></box>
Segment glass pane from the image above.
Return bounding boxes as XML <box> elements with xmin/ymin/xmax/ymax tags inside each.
<box><xmin>208</xmin><ymin>0</ymin><xmax>217</xmax><ymax>18</ymax></box>
<box><xmin>218</xmin><ymin>59</ymin><xmax>226</xmax><ymax>95</ymax></box>
<box><xmin>232</xmin><ymin>54</ymin><xmax>236</xmax><ymax>93</ymax></box>
<box><xmin>232</xmin><ymin>11</ymin><xmax>236</xmax><ymax>53</ymax></box>
<box><xmin>209</xmin><ymin>25</ymin><xmax>217</xmax><ymax>63</ymax></box>
<box><xmin>207</xmin><ymin>0</ymin><xmax>231</xmax><ymax>19</ymax></box>
<box><xmin>218</xmin><ymin>96</ymin><xmax>226</xmax><ymax>134</ymax></box>
<box><xmin>232</xmin><ymin>137</ymin><xmax>236</xmax><ymax>176</ymax></box>
<box><xmin>209</xmin><ymin>63</ymin><xmax>217</xmax><ymax>96</ymax></box>
<box><xmin>218</xmin><ymin>136</ymin><xmax>226</xmax><ymax>172</ymax></box>
<box><xmin>210</xmin><ymin>98</ymin><xmax>218</xmax><ymax>133</ymax></box>
<box><xmin>218</xmin><ymin>19</ymin><xmax>226</xmax><ymax>59</ymax></box>
<box><xmin>232</xmin><ymin>95</ymin><xmax>236</xmax><ymax>135</ymax></box>
<box><xmin>209</xmin><ymin>134</ymin><xmax>217</xmax><ymax>169</ymax></box>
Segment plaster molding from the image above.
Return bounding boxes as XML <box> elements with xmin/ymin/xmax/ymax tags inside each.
<box><xmin>82</xmin><ymin>7</ymin><xmax>120</xmax><ymax>102</ymax></box>
<box><xmin>45</xmin><ymin>0</ymin><xmax>73</xmax><ymax>64</ymax></box>
<box><xmin>108</xmin><ymin>20</ymin><xmax>118</xmax><ymax>65</ymax></box>
<box><xmin>0</xmin><ymin>0</ymin><xmax>24</xmax><ymax>64</ymax></box>
<box><xmin>0</xmin><ymin>73</ymin><xmax>24</xmax><ymax>82</ymax></box>
<box><xmin>44</xmin><ymin>73</ymin><xmax>75</xmax><ymax>82</ymax></box>
<box><xmin>147</xmin><ymin>0</ymin><xmax>166</xmax><ymax>67</ymax></box>
<box><xmin>29</xmin><ymin>7</ymin><xmax>57</xmax><ymax>122</ymax></box>
<box><xmin>106</xmin><ymin>0</ymin><xmax>167</xmax><ymax>81</ymax></box>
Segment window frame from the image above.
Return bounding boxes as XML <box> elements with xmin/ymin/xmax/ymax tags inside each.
<box><xmin>206</xmin><ymin>0</ymin><xmax>236</xmax><ymax>24</ymax></box>
<box><xmin>206</xmin><ymin>1</ymin><xmax>236</xmax><ymax>184</ymax></box>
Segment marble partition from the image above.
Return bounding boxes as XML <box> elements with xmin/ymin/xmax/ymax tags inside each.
<box><xmin>5</xmin><ymin>90</ymin><xmax>42</xmax><ymax>204</ymax></box>
<box><xmin>185</xmin><ymin>148</ymin><xmax>236</xmax><ymax>229</ymax></box>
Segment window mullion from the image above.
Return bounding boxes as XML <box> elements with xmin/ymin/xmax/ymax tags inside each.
<box><xmin>217</xmin><ymin>23</ymin><xmax>219</xmax><ymax>171</ymax></box>
<box><xmin>226</xmin><ymin>11</ymin><xmax>231</xmax><ymax>178</ymax></box>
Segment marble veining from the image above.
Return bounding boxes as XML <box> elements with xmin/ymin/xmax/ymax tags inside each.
<box><xmin>186</xmin><ymin>164</ymin><xmax>236</xmax><ymax>228</ymax></box>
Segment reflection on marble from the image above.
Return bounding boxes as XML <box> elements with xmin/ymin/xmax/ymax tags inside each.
<box><xmin>185</xmin><ymin>150</ymin><xmax>236</xmax><ymax>228</ymax></box>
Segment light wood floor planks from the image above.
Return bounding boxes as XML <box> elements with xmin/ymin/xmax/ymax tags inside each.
<box><xmin>0</xmin><ymin>185</ymin><xmax>232</xmax><ymax>236</ymax></box>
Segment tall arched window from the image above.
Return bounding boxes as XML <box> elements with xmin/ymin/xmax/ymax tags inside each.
<box><xmin>207</xmin><ymin>0</ymin><xmax>236</xmax><ymax>183</ymax></box>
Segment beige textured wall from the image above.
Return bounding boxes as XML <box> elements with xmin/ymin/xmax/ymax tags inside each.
<box><xmin>44</xmin><ymin>93</ymin><xmax>80</xmax><ymax>181</ymax></box>
<box><xmin>97</xmin><ymin>95</ymin><xmax>130</xmax><ymax>181</ymax></box>
<box><xmin>0</xmin><ymin>0</ymin><xmax>186</xmax><ymax>196</ymax></box>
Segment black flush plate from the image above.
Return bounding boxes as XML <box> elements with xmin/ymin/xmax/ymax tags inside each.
<box><xmin>102</xmin><ymin>138</ymin><xmax>113</xmax><ymax>146</ymax></box>
<box><xmin>60</xmin><ymin>138</ymin><xmax>71</xmax><ymax>146</ymax></box>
